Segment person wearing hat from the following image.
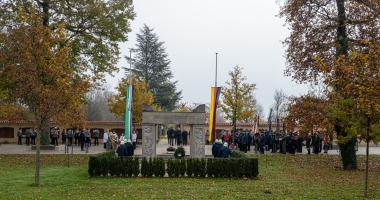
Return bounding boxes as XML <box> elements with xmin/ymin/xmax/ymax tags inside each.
<box><xmin>218</xmin><ymin>142</ymin><xmax>234</xmax><ymax>158</ymax></box>
<box><xmin>116</xmin><ymin>140</ymin><xmax>127</xmax><ymax>161</ymax></box>
<box><xmin>125</xmin><ymin>139</ymin><xmax>134</xmax><ymax>157</ymax></box>
<box><xmin>212</xmin><ymin>139</ymin><xmax>223</xmax><ymax>158</ymax></box>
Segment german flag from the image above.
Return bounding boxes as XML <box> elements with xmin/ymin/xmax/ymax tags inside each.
<box><xmin>209</xmin><ymin>87</ymin><xmax>221</xmax><ymax>143</ymax></box>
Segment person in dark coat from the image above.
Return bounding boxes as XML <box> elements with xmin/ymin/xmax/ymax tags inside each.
<box><xmin>212</xmin><ymin>139</ymin><xmax>223</xmax><ymax>158</ymax></box>
<box><xmin>218</xmin><ymin>142</ymin><xmax>233</xmax><ymax>158</ymax></box>
<box><xmin>240</xmin><ymin>131</ymin><xmax>248</xmax><ymax>153</ymax></box>
<box><xmin>182</xmin><ymin>130</ymin><xmax>188</xmax><ymax>146</ymax></box>
<box><xmin>312</xmin><ymin>133</ymin><xmax>320</xmax><ymax>154</ymax></box>
<box><xmin>167</xmin><ymin>128</ymin><xmax>171</xmax><ymax>144</ymax></box>
<box><xmin>306</xmin><ymin>133</ymin><xmax>312</xmax><ymax>154</ymax></box>
<box><xmin>259</xmin><ymin>133</ymin><xmax>266</xmax><ymax>154</ymax></box>
<box><xmin>116</xmin><ymin>141</ymin><xmax>128</xmax><ymax>161</ymax></box>
<box><xmin>125</xmin><ymin>139</ymin><xmax>134</xmax><ymax>156</ymax></box>
<box><xmin>169</xmin><ymin>128</ymin><xmax>175</xmax><ymax>146</ymax></box>
<box><xmin>17</xmin><ymin>128</ymin><xmax>22</xmax><ymax>145</ymax></box>
<box><xmin>297</xmin><ymin>133</ymin><xmax>303</xmax><ymax>153</ymax></box>
<box><xmin>269</xmin><ymin>133</ymin><xmax>275</xmax><ymax>153</ymax></box>
<box><xmin>247</xmin><ymin>131</ymin><xmax>252</xmax><ymax>151</ymax></box>
<box><xmin>175</xmin><ymin>128</ymin><xmax>182</xmax><ymax>146</ymax></box>
<box><xmin>289</xmin><ymin>134</ymin><xmax>297</xmax><ymax>154</ymax></box>
<box><xmin>79</xmin><ymin>129</ymin><xmax>85</xmax><ymax>151</ymax></box>
<box><xmin>254</xmin><ymin>133</ymin><xmax>260</xmax><ymax>154</ymax></box>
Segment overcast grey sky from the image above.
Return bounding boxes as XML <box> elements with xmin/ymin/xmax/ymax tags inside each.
<box><xmin>107</xmin><ymin>0</ymin><xmax>309</xmax><ymax>117</ymax></box>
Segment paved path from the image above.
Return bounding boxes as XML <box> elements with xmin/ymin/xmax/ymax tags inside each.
<box><xmin>1</xmin><ymin>137</ymin><xmax>379</xmax><ymax>156</ymax></box>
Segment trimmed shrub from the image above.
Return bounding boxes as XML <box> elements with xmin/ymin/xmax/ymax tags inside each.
<box><xmin>199</xmin><ymin>158</ymin><xmax>207</xmax><ymax>178</ymax></box>
<box><xmin>132</xmin><ymin>157</ymin><xmax>140</xmax><ymax>177</ymax></box>
<box><xmin>147</xmin><ymin>157</ymin><xmax>154</xmax><ymax>177</ymax></box>
<box><xmin>179</xmin><ymin>158</ymin><xmax>186</xmax><ymax>177</ymax></box>
<box><xmin>206</xmin><ymin>158</ymin><xmax>214</xmax><ymax>178</ymax></box>
<box><xmin>153</xmin><ymin>157</ymin><xmax>166</xmax><ymax>177</ymax></box>
<box><xmin>124</xmin><ymin>156</ymin><xmax>133</xmax><ymax>177</ymax></box>
<box><xmin>141</xmin><ymin>157</ymin><xmax>149</xmax><ymax>177</ymax></box>
<box><xmin>167</xmin><ymin>158</ymin><xmax>174</xmax><ymax>177</ymax></box>
<box><xmin>186</xmin><ymin>158</ymin><xmax>194</xmax><ymax>177</ymax></box>
<box><xmin>88</xmin><ymin>155</ymin><xmax>100</xmax><ymax>176</ymax></box>
<box><xmin>173</xmin><ymin>159</ymin><xmax>180</xmax><ymax>177</ymax></box>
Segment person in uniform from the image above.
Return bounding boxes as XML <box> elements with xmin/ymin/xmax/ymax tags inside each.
<box><xmin>125</xmin><ymin>139</ymin><xmax>134</xmax><ymax>156</ymax></box>
<box><xmin>116</xmin><ymin>140</ymin><xmax>127</xmax><ymax>161</ymax></box>
<box><xmin>218</xmin><ymin>142</ymin><xmax>235</xmax><ymax>158</ymax></box>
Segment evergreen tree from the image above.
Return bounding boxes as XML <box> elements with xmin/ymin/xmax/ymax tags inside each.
<box><xmin>126</xmin><ymin>24</ymin><xmax>181</xmax><ymax>111</ymax></box>
<box><xmin>220</xmin><ymin>65</ymin><xmax>256</xmax><ymax>134</ymax></box>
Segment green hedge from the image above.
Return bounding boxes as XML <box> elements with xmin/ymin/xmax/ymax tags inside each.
<box><xmin>88</xmin><ymin>153</ymin><xmax>259</xmax><ymax>179</ymax></box>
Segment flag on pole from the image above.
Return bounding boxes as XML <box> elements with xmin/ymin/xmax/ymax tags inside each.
<box><xmin>125</xmin><ymin>85</ymin><xmax>134</xmax><ymax>140</ymax></box>
<box><xmin>208</xmin><ymin>87</ymin><xmax>221</xmax><ymax>143</ymax></box>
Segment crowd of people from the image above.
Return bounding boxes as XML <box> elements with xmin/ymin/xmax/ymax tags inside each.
<box><xmin>207</xmin><ymin>129</ymin><xmax>333</xmax><ymax>156</ymax></box>
<box><xmin>166</xmin><ymin>127</ymin><xmax>189</xmax><ymax>146</ymax></box>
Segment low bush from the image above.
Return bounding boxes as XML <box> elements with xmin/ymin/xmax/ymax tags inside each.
<box><xmin>88</xmin><ymin>154</ymin><xmax>259</xmax><ymax>179</ymax></box>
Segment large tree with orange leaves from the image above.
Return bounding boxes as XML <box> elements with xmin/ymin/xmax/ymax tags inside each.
<box><xmin>278</xmin><ymin>0</ymin><xmax>380</xmax><ymax>170</ymax></box>
<box><xmin>0</xmin><ymin>9</ymin><xmax>89</xmax><ymax>186</ymax></box>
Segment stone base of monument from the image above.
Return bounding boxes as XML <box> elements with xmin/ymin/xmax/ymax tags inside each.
<box><xmin>31</xmin><ymin>145</ymin><xmax>61</xmax><ymax>151</ymax></box>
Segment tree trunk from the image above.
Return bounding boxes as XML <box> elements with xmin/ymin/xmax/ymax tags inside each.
<box><xmin>34</xmin><ymin>126</ymin><xmax>41</xmax><ymax>186</ymax></box>
<box><xmin>364</xmin><ymin>117</ymin><xmax>370</xmax><ymax>197</ymax></box>
<box><xmin>335</xmin><ymin>0</ymin><xmax>357</xmax><ymax>170</ymax></box>
<box><xmin>35</xmin><ymin>118</ymin><xmax>50</xmax><ymax>186</ymax></box>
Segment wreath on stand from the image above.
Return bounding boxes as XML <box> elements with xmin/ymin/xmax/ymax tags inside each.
<box><xmin>174</xmin><ymin>146</ymin><xmax>186</xmax><ymax>158</ymax></box>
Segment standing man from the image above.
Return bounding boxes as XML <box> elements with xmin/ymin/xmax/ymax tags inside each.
<box><xmin>205</xmin><ymin>130</ymin><xmax>210</xmax><ymax>145</ymax></box>
<box><xmin>52</xmin><ymin>128</ymin><xmax>59</xmax><ymax>146</ymax></box>
<box><xmin>17</xmin><ymin>128</ymin><xmax>23</xmax><ymax>145</ymax></box>
<box><xmin>125</xmin><ymin>139</ymin><xmax>134</xmax><ymax>156</ymax></box>
<box><xmin>132</xmin><ymin>130</ymin><xmax>137</xmax><ymax>150</ymax></box>
<box><xmin>93</xmin><ymin>129</ymin><xmax>99</xmax><ymax>146</ymax></box>
<box><xmin>176</xmin><ymin>127</ymin><xmax>182</xmax><ymax>146</ymax></box>
<box><xmin>80</xmin><ymin>129</ymin><xmax>85</xmax><ymax>151</ymax></box>
<box><xmin>182</xmin><ymin>129</ymin><xmax>188</xmax><ymax>146</ymax></box>
<box><xmin>31</xmin><ymin>128</ymin><xmax>37</xmax><ymax>146</ymax></box>
<box><xmin>306</xmin><ymin>133</ymin><xmax>312</xmax><ymax>154</ymax></box>
<box><xmin>67</xmin><ymin>129</ymin><xmax>73</xmax><ymax>145</ymax></box>
<box><xmin>61</xmin><ymin>129</ymin><xmax>67</xmax><ymax>145</ymax></box>
<box><xmin>247</xmin><ymin>130</ymin><xmax>252</xmax><ymax>151</ymax></box>
<box><xmin>84</xmin><ymin>128</ymin><xmax>90</xmax><ymax>147</ymax></box>
<box><xmin>103</xmin><ymin>130</ymin><xmax>109</xmax><ymax>150</ymax></box>
<box><xmin>167</xmin><ymin>128</ymin><xmax>171</xmax><ymax>144</ymax></box>
<box><xmin>225</xmin><ymin>130</ymin><xmax>230</xmax><ymax>148</ymax></box>
<box><xmin>25</xmin><ymin>128</ymin><xmax>31</xmax><ymax>146</ymax></box>
<box><xmin>116</xmin><ymin>140</ymin><xmax>127</xmax><ymax>161</ymax></box>
<box><xmin>169</xmin><ymin>128</ymin><xmax>174</xmax><ymax>146</ymax></box>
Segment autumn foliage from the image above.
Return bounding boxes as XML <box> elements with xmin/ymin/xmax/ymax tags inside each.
<box><xmin>108</xmin><ymin>76</ymin><xmax>159</xmax><ymax>123</ymax></box>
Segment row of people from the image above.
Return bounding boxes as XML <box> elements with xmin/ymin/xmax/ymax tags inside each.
<box><xmin>166</xmin><ymin>127</ymin><xmax>189</xmax><ymax>146</ymax></box>
<box><xmin>103</xmin><ymin>130</ymin><xmax>138</xmax><ymax>151</ymax></box>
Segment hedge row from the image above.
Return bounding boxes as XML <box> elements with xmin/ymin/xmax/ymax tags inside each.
<box><xmin>88</xmin><ymin>151</ymin><xmax>258</xmax><ymax>178</ymax></box>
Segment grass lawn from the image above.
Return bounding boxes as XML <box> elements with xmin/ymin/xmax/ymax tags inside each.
<box><xmin>0</xmin><ymin>154</ymin><xmax>379</xmax><ymax>199</ymax></box>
